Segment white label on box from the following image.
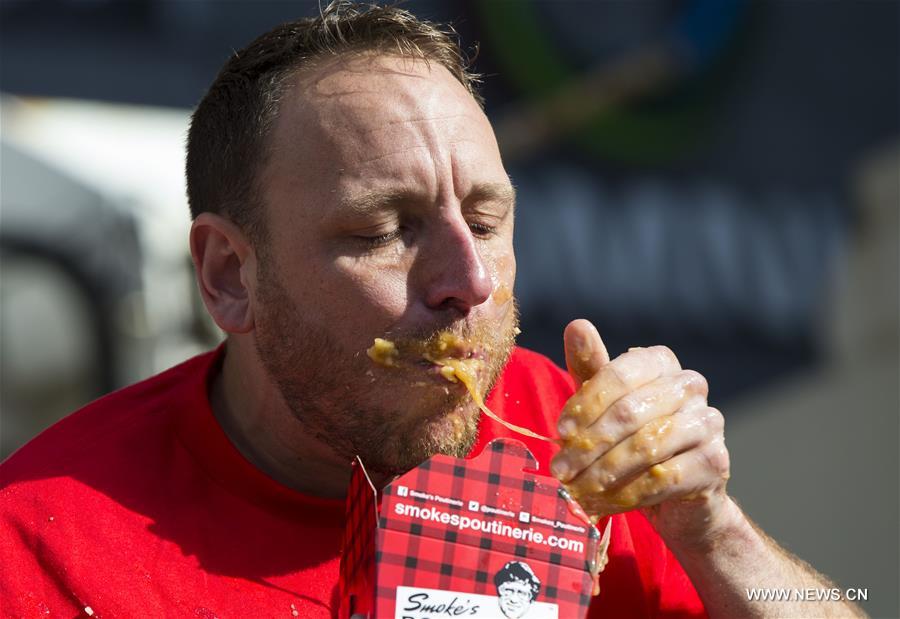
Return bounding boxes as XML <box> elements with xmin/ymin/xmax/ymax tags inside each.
<box><xmin>395</xmin><ymin>585</ymin><xmax>558</xmax><ymax>618</ymax></box>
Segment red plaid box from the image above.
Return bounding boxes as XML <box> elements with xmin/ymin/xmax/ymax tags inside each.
<box><xmin>339</xmin><ymin>438</ymin><xmax>603</xmax><ymax>618</ymax></box>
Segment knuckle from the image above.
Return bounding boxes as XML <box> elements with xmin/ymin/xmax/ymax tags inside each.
<box><xmin>702</xmin><ymin>441</ymin><xmax>730</xmax><ymax>476</ymax></box>
<box><xmin>705</xmin><ymin>407</ymin><xmax>725</xmax><ymax>433</ymax></box>
<box><xmin>651</xmin><ymin>344</ymin><xmax>674</xmax><ymax>357</ymax></box>
<box><xmin>679</xmin><ymin>370</ymin><xmax>709</xmax><ymax>396</ymax></box>
<box><xmin>650</xmin><ymin>345</ymin><xmax>680</xmax><ymax>370</ymax></box>
<box><xmin>610</xmin><ymin>399</ymin><xmax>636</xmax><ymax>427</ymax></box>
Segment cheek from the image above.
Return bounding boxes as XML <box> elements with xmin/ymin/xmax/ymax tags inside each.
<box><xmin>489</xmin><ymin>252</ymin><xmax>517</xmax><ymax>306</ymax></box>
<box><xmin>328</xmin><ymin>259</ymin><xmax>411</xmax><ymax>324</ymax></box>
<box><xmin>357</xmin><ymin>274</ymin><xmax>410</xmax><ymax>314</ymax></box>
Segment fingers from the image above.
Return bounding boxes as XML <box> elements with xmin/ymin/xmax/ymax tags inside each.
<box><xmin>553</xmin><ymin>368</ymin><xmax>705</xmax><ymax>481</ymax></box>
<box><xmin>563</xmin><ymin>319</ymin><xmax>609</xmax><ymax>387</ymax></box>
<box><xmin>563</xmin><ymin>399</ymin><xmax>719</xmax><ymax>494</ymax></box>
<box><xmin>569</xmin><ymin>433</ymin><xmax>730</xmax><ymax>517</ymax></box>
<box><xmin>556</xmin><ymin>331</ymin><xmax>728</xmax><ymax>521</ymax></box>
<box><xmin>557</xmin><ymin>345</ymin><xmax>682</xmax><ymax>439</ymax></box>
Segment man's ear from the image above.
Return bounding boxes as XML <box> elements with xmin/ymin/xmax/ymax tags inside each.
<box><xmin>189</xmin><ymin>213</ymin><xmax>257</xmax><ymax>334</ymax></box>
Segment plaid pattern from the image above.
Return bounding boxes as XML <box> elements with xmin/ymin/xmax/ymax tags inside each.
<box><xmin>338</xmin><ymin>457</ymin><xmax>378</xmax><ymax>619</ymax></box>
<box><xmin>340</xmin><ymin>439</ymin><xmax>600</xmax><ymax>618</ymax></box>
<box><xmin>381</xmin><ymin>440</ymin><xmax>598</xmax><ymax>571</ymax></box>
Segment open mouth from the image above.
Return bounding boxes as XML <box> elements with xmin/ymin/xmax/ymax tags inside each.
<box><xmin>366</xmin><ymin>332</ymin><xmax>553</xmax><ymax>444</ymax></box>
<box><xmin>367</xmin><ymin>333</ymin><xmax>484</xmax><ymax>366</ymax></box>
<box><xmin>366</xmin><ymin>333</ymin><xmax>485</xmax><ymax>385</ymax></box>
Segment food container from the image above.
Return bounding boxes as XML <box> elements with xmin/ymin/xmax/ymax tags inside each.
<box><xmin>339</xmin><ymin>438</ymin><xmax>605</xmax><ymax>618</ymax></box>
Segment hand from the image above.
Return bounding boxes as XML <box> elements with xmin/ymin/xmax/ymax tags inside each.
<box><xmin>550</xmin><ymin>319</ymin><xmax>733</xmax><ymax>548</ymax></box>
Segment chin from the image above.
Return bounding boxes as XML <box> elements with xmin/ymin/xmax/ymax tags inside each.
<box><xmin>364</xmin><ymin>405</ymin><xmax>480</xmax><ymax>477</ymax></box>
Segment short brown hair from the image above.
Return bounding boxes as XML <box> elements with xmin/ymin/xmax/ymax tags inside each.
<box><xmin>185</xmin><ymin>0</ymin><xmax>481</xmax><ymax>240</ymax></box>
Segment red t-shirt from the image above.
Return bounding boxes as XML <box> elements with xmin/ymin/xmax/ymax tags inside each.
<box><xmin>1</xmin><ymin>347</ymin><xmax>705</xmax><ymax>618</ymax></box>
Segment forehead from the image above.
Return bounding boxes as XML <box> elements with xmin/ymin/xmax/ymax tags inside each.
<box><xmin>261</xmin><ymin>54</ymin><xmax>506</xmax><ymax>220</ymax></box>
<box><xmin>301</xmin><ymin>54</ymin><xmax>473</xmax><ymax>129</ymax></box>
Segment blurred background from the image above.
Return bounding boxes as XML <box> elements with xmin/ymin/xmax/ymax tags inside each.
<box><xmin>1</xmin><ymin>0</ymin><xmax>897</xmax><ymax>615</ymax></box>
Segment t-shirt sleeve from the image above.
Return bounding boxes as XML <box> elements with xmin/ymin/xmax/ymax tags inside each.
<box><xmin>580</xmin><ymin>510</ymin><xmax>707</xmax><ymax>618</ymax></box>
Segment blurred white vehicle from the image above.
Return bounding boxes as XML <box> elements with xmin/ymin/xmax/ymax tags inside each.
<box><xmin>1</xmin><ymin>96</ymin><xmax>220</xmax><ymax>458</ymax></box>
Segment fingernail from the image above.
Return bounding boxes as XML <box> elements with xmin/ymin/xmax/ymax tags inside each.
<box><xmin>558</xmin><ymin>418</ymin><xmax>577</xmax><ymax>438</ymax></box>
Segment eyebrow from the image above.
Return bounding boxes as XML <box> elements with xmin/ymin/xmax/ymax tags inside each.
<box><xmin>464</xmin><ymin>182</ymin><xmax>517</xmax><ymax>211</ymax></box>
<box><xmin>337</xmin><ymin>189</ymin><xmax>409</xmax><ymax>216</ymax></box>
<box><xmin>338</xmin><ymin>182</ymin><xmax>517</xmax><ymax>215</ymax></box>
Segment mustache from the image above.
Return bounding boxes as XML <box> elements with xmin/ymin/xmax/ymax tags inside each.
<box><xmin>386</xmin><ymin>324</ymin><xmax>470</xmax><ymax>344</ymax></box>
<box><xmin>377</xmin><ymin>300</ymin><xmax>520</xmax><ymax>356</ymax></box>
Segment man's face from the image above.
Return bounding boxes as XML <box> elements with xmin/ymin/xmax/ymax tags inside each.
<box><xmin>252</xmin><ymin>54</ymin><xmax>517</xmax><ymax>477</ymax></box>
<box><xmin>498</xmin><ymin>580</ymin><xmax>534</xmax><ymax>618</ymax></box>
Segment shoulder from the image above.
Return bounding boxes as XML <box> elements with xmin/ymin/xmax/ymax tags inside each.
<box><xmin>1</xmin><ymin>349</ymin><xmax>218</xmax><ymax>486</ymax></box>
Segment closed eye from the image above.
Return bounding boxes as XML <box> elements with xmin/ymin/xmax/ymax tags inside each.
<box><xmin>469</xmin><ymin>222</ymin><xmax>497</xmax><ymax>238</ymax></box>
<box><xmin>356</xmin><ymin>228</ymin><xmax>403</xmax><ymax>248</ymax></box>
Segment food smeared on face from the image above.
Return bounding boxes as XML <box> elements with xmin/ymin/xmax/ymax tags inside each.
<box><xmin>367</xmin><ymin>331</ymin><xmax>554</xmax><ymax>443</ymax></box>
<box><xmin>366</xmin><ymin>338</ymin><xmax>399</xmax><ymax>367</ymax></box>
<box><xmin>491</xmin><ymin>281</ymin><xmax>513</xmax><ymax>305</ymax></box>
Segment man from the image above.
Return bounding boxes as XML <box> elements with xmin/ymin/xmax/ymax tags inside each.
<box><xmin>494</xmin><ymin>561</ymin><xmax>541</xmax><ymax>619</ymax></box>
<box><xmin>1</xmin><ymin>3</ymin><xmax>863</xmax><ymax>618</ymax></box>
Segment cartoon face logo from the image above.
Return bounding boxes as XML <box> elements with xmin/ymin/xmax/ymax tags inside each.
<box><xmin>494</xmin><ymin>561</ymin><xmax>541</xmax><ymax>618</ymax></box>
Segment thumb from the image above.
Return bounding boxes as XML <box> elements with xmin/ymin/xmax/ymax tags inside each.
<box><xmin>564</xmin><ymin>319</ymin><xmax>610</xmax><ymax>388</ymax></box>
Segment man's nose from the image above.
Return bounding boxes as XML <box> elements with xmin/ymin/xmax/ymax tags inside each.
<box><xmin>419</xmin><ymin>216</ymin><xmax>493</xmax><ymax>314</ymax></box>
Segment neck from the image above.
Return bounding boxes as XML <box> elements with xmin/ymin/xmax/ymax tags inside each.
<box><xmin>210</xmin><ymin>338</ymin><xmax>353</xmax><ymax>499</ymax></box>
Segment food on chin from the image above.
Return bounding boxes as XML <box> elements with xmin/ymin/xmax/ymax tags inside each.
<box><xmin>367</xmin><ymin>332</ymin><xmax>553</xmax><ymax>443</ymax></box>
<box><xmin>366</xmin><ymin>337</ymin><xmax>399</xmax><ymax>366</ymax></box>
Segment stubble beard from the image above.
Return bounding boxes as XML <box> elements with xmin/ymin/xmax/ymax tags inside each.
<box><xmin>253</xmin><ymin>260</ymin><xmax>519</xmax><ymax>479</ymax></box>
